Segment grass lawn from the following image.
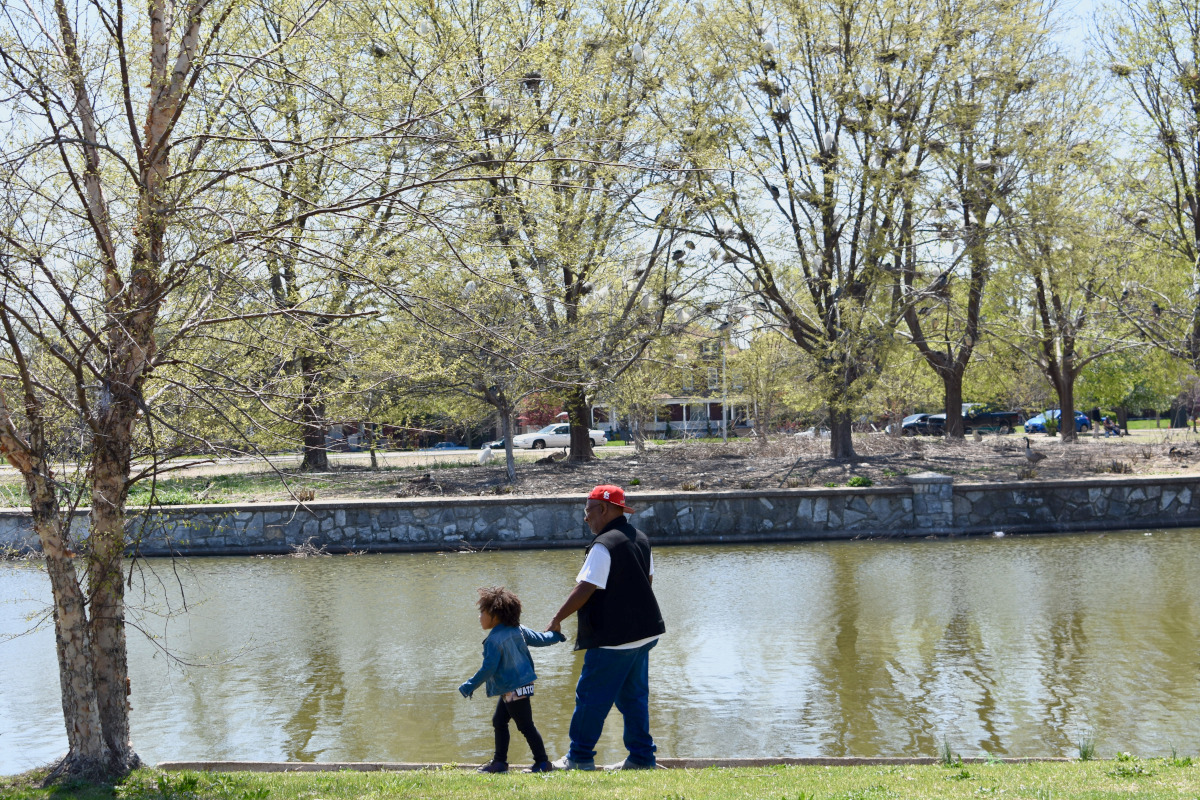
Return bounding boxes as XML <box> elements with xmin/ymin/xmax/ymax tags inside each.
<box><xmin>4</xmin><ymin>759</ymin><xmax>1200</xmax><ymax>800</ymax></box>
<box><xmin>1126</xmin><ymin>419</ymin><xmax>1191</xmax><ymax>431</ymax></box>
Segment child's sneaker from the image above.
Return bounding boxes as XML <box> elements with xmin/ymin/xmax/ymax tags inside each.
<box><xmin>476</xmin><ymin>760</ymin><xmax>508</xmax><ymax>773</ymax></box>
<box><xmin>524</xmin><ymin>760</ymin><xmax>554</xmax><ymax>773</ymax></box>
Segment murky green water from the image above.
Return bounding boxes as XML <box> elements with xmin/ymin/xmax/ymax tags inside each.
<box><xmin>3</xmin><ymin>529</ymin><xmax>1200</xmax><ymax>773</ymax></box>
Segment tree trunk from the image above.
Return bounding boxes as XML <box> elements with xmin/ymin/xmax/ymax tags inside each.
<box><xmin>565</xmin><ymin>386</ymin><xmax>593</xmax><ymax>463</ymax></box>
<box><xmin>501</xmin><ymin>410</ymin><xmax>517</xmax><ymax>483</ymax></box>
<box><xmin>299</xmin><ymin>354</ymin><xmax>329</xmax><ymax>471</ymax></box>
<box><xmin>1117</xmin><ymin>406</ymin><xmax>1129</xmax><ymax>434</ymax></box>
<box><xmin>943</xmin><ymin>373</ymin><xmax>965</xmax><ymax>439</ymax></box>
<box><xmin>828</xmin><ymin>407</ymin><xmax>856</xmax><ymax>459</ymax></box>
<box><xmin>87</xmin><ymin>427</ymin><xmax>140</xmax><ymax>773</ymax></box>
<box><xmin>29</xmin><ymin>473</ymin><xmax>112</xmax><ymax>777</ymax></box>
<box><xmin>367</xmin><ymin>423</ymin><xmax>378</xmax><ymax>470</ymax></box>
<box><xmin>1056</xmin><ymin>375</ymin><xmax>1078</xmax><ymax>443</ymax></box>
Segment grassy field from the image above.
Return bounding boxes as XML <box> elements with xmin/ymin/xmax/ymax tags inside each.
<box><xmin>4</xmin><ymin>758</ymin><xmax>1200</xmax><ymax>800</ymax></box>
<box><xmin>1125</xmin><ymin>419</ymin><xmax>1190</xmax><ymax>431</ymax></box>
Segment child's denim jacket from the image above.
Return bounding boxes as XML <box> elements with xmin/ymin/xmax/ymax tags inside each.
<box><xmin>459</xmin><ymin>624</ymin><xmax>565</xmax><ymax>698</ymax></box>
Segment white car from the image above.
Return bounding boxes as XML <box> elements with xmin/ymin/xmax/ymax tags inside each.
<box><xmin>513</xmin><ymin>423</ymin><xmax>607</xmax><ymax>449</ymax></box>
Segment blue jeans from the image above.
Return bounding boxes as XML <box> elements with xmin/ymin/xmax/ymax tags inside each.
<box><xmin>568</xmin><ymin>640</ymin><xmax>657</xmax><ymax>765</ymax></box>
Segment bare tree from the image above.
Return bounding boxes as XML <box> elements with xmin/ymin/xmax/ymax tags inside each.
<box><xmin>690</xmin><ymin>0</ymin><xmax>952</xmax><ymax>458</ymax></box>
<box><xmin>1101</xmin><ymin>0</ymin><xmax>1200</xmax><ymax>370</ymax></box>
<box><xmin>1001</xmin><ymin>73</ymin><xmax>1135</xmax><ymax>442</ymax></box>
<box><xmin>423</xmin><ymin>0</ymin><xmax>705</xmax><ymax>461</ymax></box>
<box><xmin>0</xmin><ymin>0</ymin><xmax>496</xmax><ymax>778</ymax></box>
<box><xmin>898</xmin><ymin>0</ymin><xmax>1060</xmax><ymax>438</ymax></box>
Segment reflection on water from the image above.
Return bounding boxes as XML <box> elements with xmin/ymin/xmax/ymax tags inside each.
<box><xmin>3</xmin><ymin>529</ymin><xmax>1200</xmax><ymax>773</ymax></box>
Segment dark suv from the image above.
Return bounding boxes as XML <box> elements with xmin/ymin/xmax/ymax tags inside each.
<box><xmin>901</xmin><ymin>413</ymin><xmax>946</xmax><ymax>435</ymax></box>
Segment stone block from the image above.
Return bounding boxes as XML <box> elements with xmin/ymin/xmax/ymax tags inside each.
<box><xmin>518</xmin><ymin>517</ymin><xmax>535</xmax><ymax>539</ymax></box>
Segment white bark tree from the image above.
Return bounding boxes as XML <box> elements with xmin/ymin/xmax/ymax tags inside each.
<box><xmin>0</xmin><ymin>0</ymin><xmax>488</xmax><ymax>778</ymax></box>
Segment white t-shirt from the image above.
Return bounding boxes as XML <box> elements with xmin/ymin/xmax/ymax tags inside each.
<box><xmin>576</xmin><ymin>545</ymin><xmax>660</xmax><ymax>650</ymax></box>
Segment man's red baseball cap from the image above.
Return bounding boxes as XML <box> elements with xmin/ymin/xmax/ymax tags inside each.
<box><xmin>588</xmin><ymin>484</ymin><xmax>635</xmax><ymax>512</ymax></box>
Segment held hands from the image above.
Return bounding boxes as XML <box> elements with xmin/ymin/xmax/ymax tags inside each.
<box><xmin>458</xmin><ymin>682</ymin><xmax>474</xmax><ymax>699</ymax></box>
<box><xmin>546</xmin><ymin>617</ymin><xmax>561</xmax><ymax>633</ymax></box>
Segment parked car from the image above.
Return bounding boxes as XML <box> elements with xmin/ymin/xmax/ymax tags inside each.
<box><xmin>482</xmin><ymin>438</ymin><xmax>508</xmax><ymax>450</ymax></box>
<box><xmin>1024</xmin><ymin>410</ymin><xmax>1091</xmax><ymax>434</ymax></box>
<box><xmin>427</xmin><ymin>441</ymin><xmax>467</xmax><ymax>450</ymax></box>
<box><xmin>512</xmin><ymin>423</ymin><xmax>607</xmax><ymax>449</ymax></box>
<box><xmin>962</xmin><ymin>403</ymin><xmax>1019</xmax><ymax>434</ymax></box>
<box><xmin>901</xmin><ymin>413</ymin><xmax>946</xmax><ymax>436</ymax></box>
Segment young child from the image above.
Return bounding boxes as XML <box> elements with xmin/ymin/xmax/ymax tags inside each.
<box><xmin>459</xmin><ymin>586</ymin><xmax>565</xmax><ymax>773</ymax></box>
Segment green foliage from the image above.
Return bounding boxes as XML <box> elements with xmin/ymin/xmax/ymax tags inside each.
<box><xmin>940</xmin><ymin>737</ymin><xmax>962</xmax><ymax>767</ymax></box>
<box><xmin>1107</xmin><ymin>752</ymin><xmax>1153</xmax><ymax>778</ymax></box>
<box><xmin>847</xmin><ymin>476</ymin><xmax>873</xmax><ymax>488</ymax></box>
<box><xmin>1076</xmin><ymin>733</ymin><xmax>1096</xmax><ymax>762</ymax></box>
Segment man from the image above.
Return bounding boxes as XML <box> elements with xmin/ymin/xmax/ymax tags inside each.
<box><xmin>547</xmin><ymin>484</ymin><xmax>666</xmax><ymax>771</ymax></box>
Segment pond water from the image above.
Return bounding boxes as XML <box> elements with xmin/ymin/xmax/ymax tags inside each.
<box><xmin>3</xmin><ymin>529</ymin><xmax>1200</xmax><ymax>773</ymax></box>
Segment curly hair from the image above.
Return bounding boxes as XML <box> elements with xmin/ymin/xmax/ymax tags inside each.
<box><xmin>477</xmin><ymin>586</ymin><xmax>522</xmax><ymax>627</ymax></box>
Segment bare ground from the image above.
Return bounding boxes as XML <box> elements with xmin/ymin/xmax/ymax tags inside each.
<box><xmin>289</xmin><ymin>429</ymin><xmax>1200</xmax><ymax>503</ymax></box>
<box><xmin>8</xmin><ymin>431</ymin><xmax>1195</xmax><ymax>509</ymax></box>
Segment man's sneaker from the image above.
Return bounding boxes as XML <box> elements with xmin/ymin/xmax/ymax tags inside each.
<box><xmin>550</xmin><ymin>755</ymin><xmax>595</xmax><ymax>771</ymax></box>
<box><xmin>523</xmin><ymin>760</ymin><xmax>555</xmax><ymax>773</ymax></box>
<box><xmin>476</xmin><ymin>760</ymin><xmax>508</xmax><ymax>773</ymax></box>
<box><xmin>603</xmin><ymin>758</ymin><xmax>659</xmax><ymax>770</ymax></box>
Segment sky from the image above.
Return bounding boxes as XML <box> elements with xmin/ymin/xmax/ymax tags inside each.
<box><xmin>1057</xmin><ymin>0</ymin><xmax>1099</xmax><ymax>56</ymax></box>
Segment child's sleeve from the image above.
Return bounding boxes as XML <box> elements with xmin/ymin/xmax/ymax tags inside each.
<box><xmin>521</xmin><ymin>625</ymin><xmax>566</xmax><ymax>647</ymax></box>
<box><xmin>459</xmin><ymin>639</ymin><xmax>500</xmax><ymax>698</ymax></box>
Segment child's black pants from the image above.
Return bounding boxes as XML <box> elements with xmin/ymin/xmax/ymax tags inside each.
<box><xmin>492</xmin><ymin>696</ymin><xmax>547</xmax><ymax>763</ymax></box>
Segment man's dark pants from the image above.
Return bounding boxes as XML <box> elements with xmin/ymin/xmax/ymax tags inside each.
<box><xmin>567</xmin><ymin>639</ymin><xmax>657</xmax><ymax>766</ymax></box>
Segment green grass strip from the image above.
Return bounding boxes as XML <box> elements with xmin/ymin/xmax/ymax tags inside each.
<box><xmin>4</xmin><ymin>760</ymin><xmax>1200</xmax><ymax>800</ymax></box>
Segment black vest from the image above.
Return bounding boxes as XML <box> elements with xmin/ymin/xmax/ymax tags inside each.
<box><xmin>575</xmin><ymin>517</ymin><xmax>666</xmax><ymax>650</ymax></box>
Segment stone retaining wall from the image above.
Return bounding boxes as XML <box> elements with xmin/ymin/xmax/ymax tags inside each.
<box><xmin>2</xmin><ymin>473</ymin><xmax>1199</xmax><ymax>556</ymax></box>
